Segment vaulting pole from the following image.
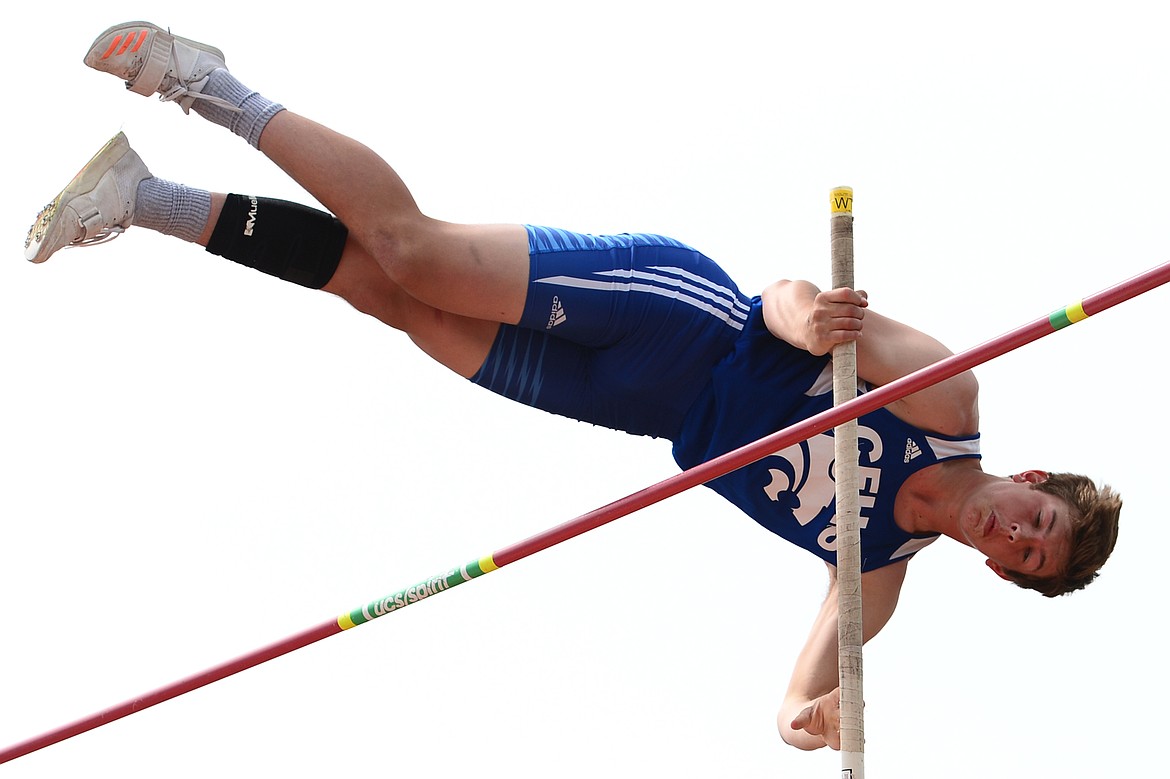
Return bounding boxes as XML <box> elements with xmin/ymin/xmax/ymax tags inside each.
<box><xmin>3</xmin><ymin>259</ymin><xmax>1169</xmax><ymax>765</ymax></box>
<box><xmin>830</xmin><ymin>186</ymin><xmax>864</xmax><ymax>778</ymax></box>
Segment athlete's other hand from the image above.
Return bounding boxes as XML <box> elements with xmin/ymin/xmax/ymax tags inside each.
<box><xmin>790</xmin><ymin>687</ymin><xmax>842</xmax><ymax>750</ymax></box>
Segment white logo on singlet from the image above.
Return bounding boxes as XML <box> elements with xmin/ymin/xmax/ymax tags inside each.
<box><xmin>761</xmin><ymin>426</ymin><xmax>883</xmax><ymax>553</ymax></box>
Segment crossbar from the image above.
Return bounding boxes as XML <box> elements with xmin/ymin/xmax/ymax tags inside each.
<box><xmin>3</xmin><ymin>259</ymin><xmax>1168</xmax><ymax>765</ymax></box>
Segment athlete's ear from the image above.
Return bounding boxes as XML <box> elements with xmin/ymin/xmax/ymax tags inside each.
<box><xmin>1011</xmin><ymin>470</ymin><xmax>1050</xmax><ymax>484</ymax></box>
<box><xmin>986</xmin><ymin>559</ymin><xmax>1013</xmax><ymax>581</ymax></box>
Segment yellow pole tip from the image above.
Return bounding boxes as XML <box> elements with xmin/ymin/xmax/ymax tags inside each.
<box><xmin>831</xmin><ymin>187</ymin><xmax>854</xmax><ymax>214</ymax></box>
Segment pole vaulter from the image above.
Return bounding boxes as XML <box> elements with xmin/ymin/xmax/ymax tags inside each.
<box><xmin>3</xmin><ymin>257</ymin><xmax>1169</xmax><ymax>765</ymax></box>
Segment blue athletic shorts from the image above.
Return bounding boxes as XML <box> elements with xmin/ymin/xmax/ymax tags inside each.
<box><xmin>470</xmin><ymin>225</ymin><xmax>752</xmax><ymax>439</ymax></box>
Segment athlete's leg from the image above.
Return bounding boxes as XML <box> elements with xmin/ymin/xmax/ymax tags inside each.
<box><xmin>196</xmin><ymin>190</ymin><xmax>501</xmax><ymax>377</ymax></box>
<box><xmin>321</xmin><ymin>241</ymin><xmax>500</xmax><ymax>377</ymax></box>
<box><xmin>24</xmin><ymin>131</ymin><xmax>498</xmax><ymax>376</ymax></box>
<box><xmin>255</xmin><ymin>111</ymin><xmax>530</xmax><ymax>325</ymax></box>
<box><xmin>83</xmin><ymin>22</ymin><xmax>529</xmax><ymax>326</ymax></box>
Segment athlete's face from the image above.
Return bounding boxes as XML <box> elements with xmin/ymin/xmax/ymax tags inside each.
<box><xmin>957</xmin><ymin>471</ymin><xmax>1074</xmax><ymax>581</ymax></box>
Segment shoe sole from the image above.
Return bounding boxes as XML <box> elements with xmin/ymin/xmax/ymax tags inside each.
<box><xmin>25</xmin><ymin>132</ymin><xmax>132</xmax><ymax>263</ymax></box>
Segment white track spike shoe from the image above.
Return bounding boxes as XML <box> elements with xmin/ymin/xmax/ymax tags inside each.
<box><xmin>84</xmin><ymin>21</ymin><xmax>239</xmax><ymax>114</ymax></box>
<box><xmin>25</xmin><ymin>132</ymin><xmax>152</xmax><ymax>264</ymax></box>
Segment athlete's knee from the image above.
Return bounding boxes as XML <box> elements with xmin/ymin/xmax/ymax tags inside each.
<box><xmin>360</xmin><ymin>214</ymin><xmax>445</xmax><ymax>290</ymax></box>
<box><xmin>323</xmin><ymin>244</ymin><xmax>416</xmax><ymax>331</ymax></box>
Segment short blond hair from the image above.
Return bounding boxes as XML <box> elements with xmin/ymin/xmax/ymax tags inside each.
<box><xmin>1000</xmin><ymin>473</ymin><xmax>1121</xmax><ymax>597</ymax></box>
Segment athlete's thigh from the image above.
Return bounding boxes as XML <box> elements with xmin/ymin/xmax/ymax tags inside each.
<box><xmin>395</xmin><ymin>219</ymin><xmax>531</xmax><ymax>326</ymax></box>
<box><xmin>325</xmin><ymin>237</ymin><xmax>500</xmax><ymax>377</ymax></box>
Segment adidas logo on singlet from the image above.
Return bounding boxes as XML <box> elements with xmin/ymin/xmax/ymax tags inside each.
<box><xmin>904</xmin><ymin>438</ymin><xmax>922</xmax><ymax>463</ymax></box>
<box><xmin>546</xmin><ymin>296</ymin><xmax>567</xmax><ymax>329</ymax></box>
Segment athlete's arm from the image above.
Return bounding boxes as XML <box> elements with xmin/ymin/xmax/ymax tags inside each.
<box><xmin>778</xmin><ymin>560</ymin><xmax>907</xmax><ymax>750</ymax></box>
<box><xmin>760</xmin><ymin>280</ymin><xmax>979</xmax><ymax>436</ymax></box>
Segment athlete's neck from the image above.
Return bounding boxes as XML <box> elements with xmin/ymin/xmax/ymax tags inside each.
<box><xmin>894</xmin><ymin>458</ymin><xmax>987</xmax><ymax>538</ymax></box>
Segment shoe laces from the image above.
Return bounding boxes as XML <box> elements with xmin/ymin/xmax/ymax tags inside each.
<box><xmin>69</xmin><ymin>226</ymin><xmax>127</xmax><ymax>250</ymax></box>
<box><xmin>157</xmin><ymin>82</ymin><xmax>244</xmax><ymax>115</ymax></box>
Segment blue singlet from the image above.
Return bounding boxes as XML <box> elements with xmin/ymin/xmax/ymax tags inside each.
<box><xmin>471</xmin><ymin>226</ymin><xmax>980</xmax><ymax>570</ymax></box>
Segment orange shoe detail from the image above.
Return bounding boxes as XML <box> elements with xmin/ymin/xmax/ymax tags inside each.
<box><xmin>100</xmin><ymin>29</ymin><xmax>148</xmax><ymax>61</ymax></box>
<box><xmin>127</xmin><ymin>29</ymin><xmax>148</xmax><ymax>55</ymax></box>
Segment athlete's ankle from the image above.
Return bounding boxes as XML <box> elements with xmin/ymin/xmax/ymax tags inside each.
<box><xmin>132</xmin><ymin>178</ymin><xmax>212</xmax><ymax>244</ymax></box>
<box><xmin>192</xmin><ymin>70</ymin><xmax>285</xmax><ymax>148</ymax></box>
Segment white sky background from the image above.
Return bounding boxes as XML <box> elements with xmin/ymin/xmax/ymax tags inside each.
<box><xmin>2</xmin><ymin>2</ymin><xmax>1166</xmax><ymax>776</ymax></box>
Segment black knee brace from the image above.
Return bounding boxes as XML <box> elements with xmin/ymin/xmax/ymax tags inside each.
<box><xmin>205</xmin><ymin>194</ymin><xmax>348</xmax><ymax>289</ymax></box>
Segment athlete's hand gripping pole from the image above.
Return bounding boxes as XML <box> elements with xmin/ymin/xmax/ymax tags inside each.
<box><xmin>831</xmin><ymin>186</ymin><xmax>864</xmax><ymax>778</ymax></box>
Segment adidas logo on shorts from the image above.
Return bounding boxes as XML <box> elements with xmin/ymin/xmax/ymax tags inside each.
<box><xmin>546</xmin><ymin>296</ymin><xmax>567</xmax><ymax>329</ymax></box>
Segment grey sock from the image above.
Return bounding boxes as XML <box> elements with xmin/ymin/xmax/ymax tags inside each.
<box><xmin>192</xmin><ymin>69</ymin><xmax>285</xmax><ymax>148</ymax></box>
<box><xmin>132</xmin><ymin>178</ymin><xmax>212</xmax><ymax>244</ymax></box>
